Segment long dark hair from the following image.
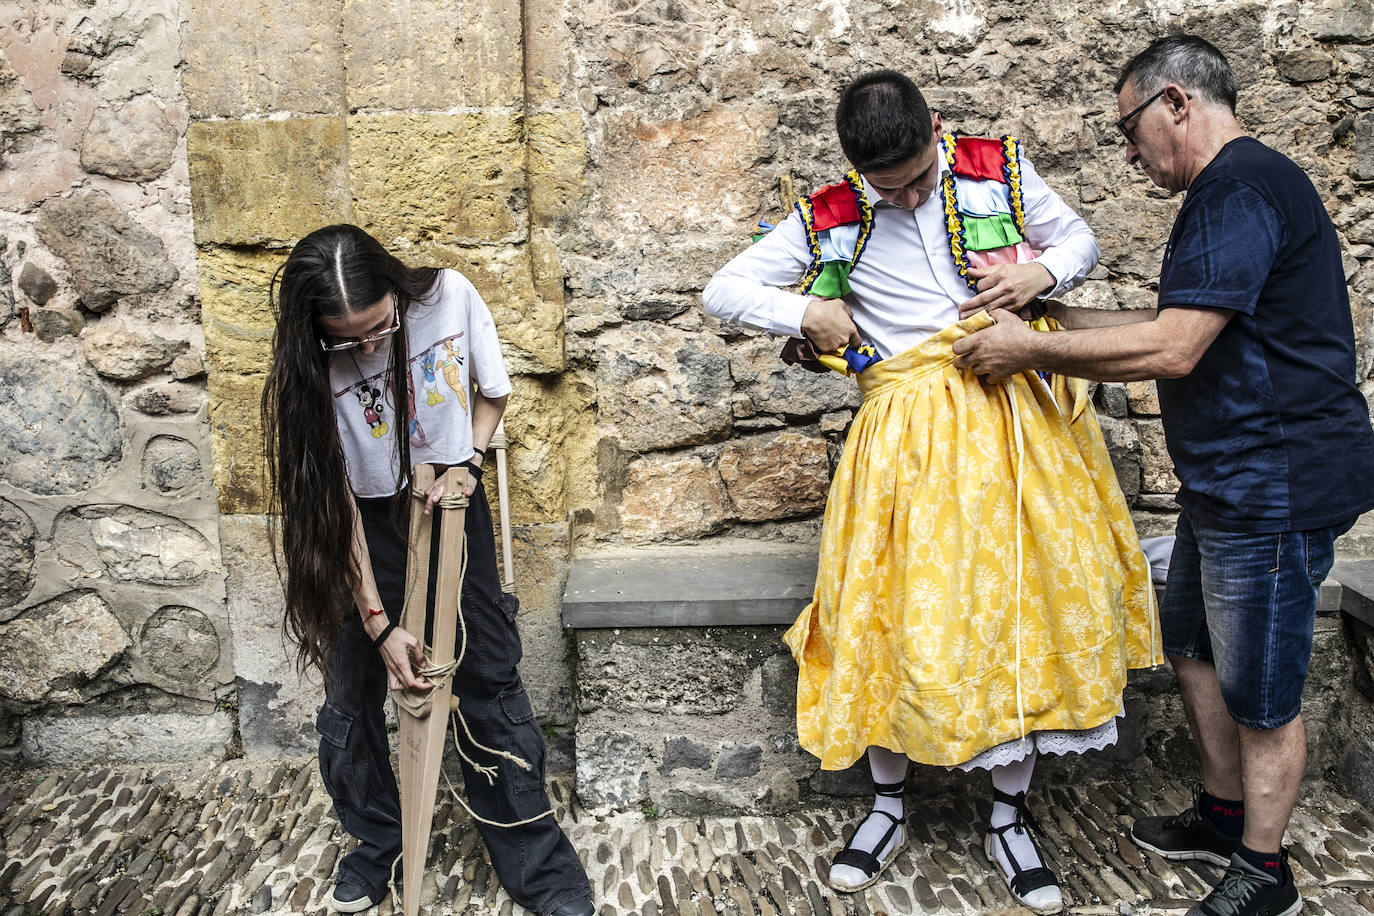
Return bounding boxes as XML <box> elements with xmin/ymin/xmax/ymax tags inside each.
<box><xmin>262</xmin><ymin>224</ymin><xmax>440</xmax><ymax>676</ymax></box>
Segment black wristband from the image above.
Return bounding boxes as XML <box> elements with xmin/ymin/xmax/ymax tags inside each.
<box><xmin>472</xmin><ymin>446</ymin><xmax>486</xmax><ymax>459</ymax></box>
<box><xmin>463</xmin><ymin>460</ymin><xmax>484</xmax><ymax>480</ymax></box>
<box><xmin>371</xmin><ymin>620</ymin><xmax>397</xmax><ymax>649</ymax></box>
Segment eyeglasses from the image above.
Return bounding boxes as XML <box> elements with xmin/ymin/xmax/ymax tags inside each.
<box><xmin>1114</xmin><ymin>88</ymin><xmax>1169</xmax><ymax>145</ymax></box>
<box><xmin>319</xmin><ymin>296</ymin><xmax>400</xmax><ymax>351</ymax></box>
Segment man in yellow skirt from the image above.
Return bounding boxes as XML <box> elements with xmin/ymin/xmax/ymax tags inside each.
<box><xmin>703</xmin><ymin>69</ymin><xmax>1160</xmax><ymax>913</ymax></box>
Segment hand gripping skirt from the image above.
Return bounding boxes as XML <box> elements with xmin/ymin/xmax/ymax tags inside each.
<box><xmin>784</xmin><ymin>312</ymin><xmax>1162</xmax><ymax>770</ymax></box>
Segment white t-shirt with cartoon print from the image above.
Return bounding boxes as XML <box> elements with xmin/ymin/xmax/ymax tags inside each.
<box><xmin>329</xmin><ymin>269</ymin><xmax>512</xmax><ymax>497</ymax></box>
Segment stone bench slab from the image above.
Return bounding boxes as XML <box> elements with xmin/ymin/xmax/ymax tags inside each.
<box><xmin>1333</xmin><ymin>559</ymin><xmax>1374</xmax><ymax>627</ymax></box>
<box><xmin>562</xmin><ymin>542</ymin><xmax>817</xmax><ymax>628</ymax></box>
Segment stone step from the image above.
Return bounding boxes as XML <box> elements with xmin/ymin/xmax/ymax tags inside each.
<box><xmin>563</xmin><ymin>541</ymin><xmax>818</xmax><ymax>628</ymax></box>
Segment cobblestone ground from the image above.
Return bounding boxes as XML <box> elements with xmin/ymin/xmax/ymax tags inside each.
<box><xmin>2</xmin><ymin>759</ymin><xmax>1372</xmax><ymax>916</ymax></box>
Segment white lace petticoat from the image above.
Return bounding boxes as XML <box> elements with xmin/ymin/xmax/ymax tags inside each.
<box><xmin>950</xmin><ymin>714</ymin><xmax>1121</xmax><ymax>772</ymax></box>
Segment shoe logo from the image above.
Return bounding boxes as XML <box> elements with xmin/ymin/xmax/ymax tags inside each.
<box><xmin>1211</xmin><ymin>805</ymin><xmax>1244</xmax><ymax>818</ymax></box>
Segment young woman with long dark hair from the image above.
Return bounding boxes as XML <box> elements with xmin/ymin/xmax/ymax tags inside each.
<box><xmin>262</xmin><ymin>224</ymin><xmax>593</xmax><ymax>915</ymax></box>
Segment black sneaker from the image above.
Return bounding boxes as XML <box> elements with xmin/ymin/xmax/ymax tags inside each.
<box><xmin>1131</xmin><ymin>794</ymin><xmax>1241</xmax><ymax>866</ymax></box>
<box><xmin>1187</xmin><ymin>851</ymin><xmax>1300</xmax><ymax>916</ymax></box>
<box><xmin>329</xmin><ymin>873</ymin><xmax>379</xmax><ymax>913</ymax></box>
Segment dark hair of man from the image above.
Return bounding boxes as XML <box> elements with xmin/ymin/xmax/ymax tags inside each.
<box><xmin>1115</xmin><ymin>34</ymin><xmax>1238</xmax><ymax>112</ymax></box>
<box><xmin>836</xmin><ymin>69</ymin><xmax>934</xmax><ymax>172</ymax></box>
<box><xmin>261</xmin><ymin>224</ymin><xmax>440</xmax><ymax>677</ymax></box>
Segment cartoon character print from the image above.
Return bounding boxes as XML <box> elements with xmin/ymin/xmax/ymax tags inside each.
<box><xmin>355</xmin><ymin>385</ymin><xmax>389</xmax><ymax>438</ymax></box>
<box><xmin>420</xmin><ymin>350</ymin><xmax>445</xmax><ymax>407</ymax></box>
<box><xmin>390</xmin><ymin>375</ymin><xmax>426</xmax><ymax>448</ymax></box>
<box><xmin>437</xmin><ymin>338</ymin><xmax>468</xmax><ymax>413</ymax></box>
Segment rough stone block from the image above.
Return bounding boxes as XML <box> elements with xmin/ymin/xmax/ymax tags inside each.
<box><xmin>1097</xmin><ymin>415</ymin><xmax>1141</xmax><ymax>505</ymax></box>
<box><xmin>54</xmin><ymin>506</ymin><xmax>215</xmax><ymax>586</ymax></box>
<box><xmin>715</xmin><ymin>743</ymin><xmax>762</xmax><ymax>780</ymax></box>
<box><xmin>196</xmin><ymin>247</ymin><xmax>286</xmax><ymax>377</ymax></box>
<box><xmin>718</xmin><ymin>429</ymin><xmax>829</xmax><ymax>522</ymax></box>
<box><xmin>208</xmin><ymin>372</ymin><xmax>269</xmax><ymax>515</ymax></box>
<box><xmin>21</xmin><ymin>711</ymin><xmax>234</xmax><ymax>765</ymax></box>
<box><xmin>575</xmin><ymin>627</ymin><xmax>777</xmax><ymax>715</ymax></box>
<box><xmin>600</xmin><ymin>103</ymin><xmax>779</xmax><ymax>235</ymax></box>
<box><xmin>36</xmin><ymin>191</ymin><xmax>178</xmax><ymax>311</ymax></box>
<box><xmin>1304</xmin><ymin>0</ymin><xmax>1374</xmax><ymax>41</ymax></box>
<box><xmin>141</xmin><ymin>435</ymin><xmax>205</xmax><ymax>495</ymax></box>
<box><xmin>0</xmin><ymin>591</ymin><xmax>130</xmax><ymax>705</ymax></box>
<box><xmin>184</xmin><ymin>0</ymin><xmax>345</xmax><ymax>118</ymax></box>
<box><xmin>500</xmin><ymin>522</ymin><xmax>577</xmax><ymax>725</ymax></box>
<box><xmin>575</xmin><ymin>731</ymin><xmax>648</xmax><ymax>810</ymax></box>
<box><xmin>220</xmin><ymin>515</ymin><xmax>321</xmax><ymax>757</ymax></box>
<box><xmin>1356</xmin><ymin>114</ymin><xmax>1374</xmax><ymax>182</ymax></box>
<box><xmin>349</xmin><ymin>113</ymin><xmax>526</xmax><ymax>248</ymax></box>
<box><xmin>528</xmin><ymin>111</ymin><xmax>588</xmax><ymax>230</ymax></box>
<box><xmin>80</xmin><ymin>95</ymin><xmax>178</xmax><ymax>182</ymax></box>
<box><xmin>0</xmin><ymin>343</ymin><xmax>122</xmax><ymax>497</ymax></box>
<box><xmin>1087</xmin><ymin>198</ymin><xmax>1178</xmax><ymax>281</ymax></box>
<box><xmin>726</xmin><ymin>334</ymin><xmax>862</xmax><ymax>421</ymax></box>
<box><xmin>503</xmin><ymin>373</ymin><xmax>595</xmax><ymax>525</ymax></box>
<box><xmin>595</xmin><ymin>323</ymin><xmax>733</xmax><ymax>452</ymax></box>
<box><xmin>17</xmin><ymin>262</ymin><xmax>56</xmax><ymax>305</ymax></box>
<box><xmin>0</xmin><ymin>49</ymin><xmax>41</xmax><ymax>152</ymax></box>
<box><xmin>81</xmin><ymin>318</ymin><xmax>188</xmax><ymax>381</ymax></box>
<box><xmin>618</xmin><ymin>452</ymin><xmax>729</xmax><ymax>541</ymax></box>
<box><xmin>660</xmin><ymin>736</ymin><xmax>712</xmax><ymax>775</ymax></box>
<box><xmin>1094</xmin><ymin>382</ymin><xmax>1128</xmax><ymax>419</ymax></box>
<box><xmin>1126</xmin><ymin>380</ymin><xmax>1160</xmax><ymax>416</ymax></box>
<box><xmin>187</xmin><ymin>118</ymin><xmax>351</xmax><ymax>246</ymax></box>
<box><xmin>342</xmin><ymin>0</ymin><xmax>523</xmax><ymax>111</ymax></box>
<box><xmin>1136</xmin><ymin>419</ymin><xmax>1179</xmax><ymax>494</ymax></box>
<box><xmin>0</xmin><ymin>498</ymin><xmax>36</xmax><ymax>611</ymax></box>
<box><xmin>761</xmin><ymin>653</ymin><xmax>798</xmax><ymax>718</ymax></box>
<box><xmin>1273</xmin><ymin>49</ymin><xmax>1334</xmax><ymax>84</ymax></box>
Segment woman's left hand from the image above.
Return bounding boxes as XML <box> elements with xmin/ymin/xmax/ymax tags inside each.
<box><xmin>422</xmin><ymin>466</ymin><xmax>478</xmax><ymax>515</ymax></box>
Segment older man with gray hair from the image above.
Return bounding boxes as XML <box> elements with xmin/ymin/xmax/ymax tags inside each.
<box><xmin>953</xmin><ymin>34</ymin><xmax>1374</xmax><ymax>916</ymax></box>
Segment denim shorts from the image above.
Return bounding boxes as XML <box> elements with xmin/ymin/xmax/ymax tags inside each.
<box><xmin>1159</xmin><ymin>510</ymin><xmax>1352</xmax><ymax>729</ymax></box>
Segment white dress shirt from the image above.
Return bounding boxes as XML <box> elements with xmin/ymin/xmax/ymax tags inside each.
<box><xmin>703</xmin><ymin>153</ymin><xmax>1099</xmax><ymax>359</ymax></box>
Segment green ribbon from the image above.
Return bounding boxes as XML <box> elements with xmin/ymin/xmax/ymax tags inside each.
<box><xmin>962</xmin><ymin>212</ymin><xmax>1025</xmax><ymax>251</ymax></box>
<box><xmin>810</xmin><ymin>261</ymin><xmax>852</xmax><ymax>298</ymax></box>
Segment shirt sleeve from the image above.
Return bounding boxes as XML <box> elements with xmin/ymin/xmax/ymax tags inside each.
<box><xmin>1017</xmin><ymin>154</ymin><xmax>1100</xmax><ymax>297</ymax></box>
<box><xmin>454</xmin><ymin>270</ymin><xmax>513</xmax><ymax>398</ymax></box>
<box><xmin>1157</xmin><ymin>180</ymin><xmax>1285</xmax><ymax>316</ymax></box>
<box><xmin>702</xmin><ymin>211</ymin><xmax>816</xmax><ymax>338</ymax></box>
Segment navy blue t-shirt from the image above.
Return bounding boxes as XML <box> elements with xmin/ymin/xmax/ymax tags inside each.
<box><xmin>1156</xmin><ymin>137</ymin><xmax>1374</xmax><ymax>532</ymax></box>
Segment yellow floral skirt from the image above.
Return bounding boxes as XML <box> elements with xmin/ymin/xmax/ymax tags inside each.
<box><xmin>784</xmin><ymin>313</ymin><xmax>1161</xmax><ymax>770</ymax></box>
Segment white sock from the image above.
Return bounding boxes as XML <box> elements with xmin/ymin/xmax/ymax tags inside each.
<box><xmin>830</xmin><ymin>747</ymin><xmax>908</xmax><ymax>890</ymax></box>
<box><xmin>988</xmin><ymin>750</ymin><xmax>1061</xmax><ymax>911</ymax></box>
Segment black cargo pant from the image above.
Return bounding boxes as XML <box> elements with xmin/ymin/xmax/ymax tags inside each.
<box><xmin>317</xmin><ymin>473</ymin><xmax>589</xmax><ymax>913</ymax></box>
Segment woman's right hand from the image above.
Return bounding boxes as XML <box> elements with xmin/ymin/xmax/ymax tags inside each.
<box><xmin>375</xmin><ymin>624</ymin><xmax>433</xmax><ymax>691</ymax></box>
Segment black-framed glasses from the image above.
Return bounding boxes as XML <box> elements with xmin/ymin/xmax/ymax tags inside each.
<box><xmin>319</xmin><ymin>295</ymin><xmax>401</xmax><ymax>351</ymax></box>
<box><xmin>1115</xmin><ymin>88</ymin><xmax>1168</xmax><ymax>145</ymax></box>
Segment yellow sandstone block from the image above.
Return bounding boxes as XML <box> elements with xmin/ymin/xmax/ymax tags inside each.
<box><xmin>209</xmin><ymin>371</ymin><xmax>269</xmax><ymax>516</ymax></box>
<box><xmin>197</xmin><ymin>247</ymin><xmax>287</xmax><ymax>377</ymax></box>
<box><xmin>188</xmin><ymin>118</ymin><xmax>352</xmax><ymax>246</ymax></box>
<box><xmin>349</xmin><ymin>112</ymin><xmax>526</xmax><ymax>248</ymax></box>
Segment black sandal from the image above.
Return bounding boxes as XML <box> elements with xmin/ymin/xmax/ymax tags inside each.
<box><xmin>827</xmin><ymin>779</ymin><xmax>908</xmax><ymax>892</ymax></box>
<box><xmin>984</xmin><ymin>789</ymin><xmax>1064</xmax><ymax>914</ymax></box>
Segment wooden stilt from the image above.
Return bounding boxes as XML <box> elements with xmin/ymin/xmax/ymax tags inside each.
<box><xmin>395</xmin><ymin>464</ymin><xmax>468</xmax><ymax>916</ymax></box>
<box><xmin>490</xmin><ymin>421</ymin><xmax>515</xmax><ymax>593</ymax></box>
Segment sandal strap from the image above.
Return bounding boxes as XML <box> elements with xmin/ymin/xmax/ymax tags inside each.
<box><xmin>989</xmin><ymin>809</ymin><xmax>1059</xmax><ymax>899</ymax></box>
<box><xmin>991</xmin><ymin>788</ymin><xmax>1045</xmax><ymax>837</ymax></box>
<box><xmin>833</xmin><ymin>810</ymin><xmax>903</xmax><ymax>876</ymax></box>
<box><xmin>1008</xmin><ymin>865</ymin><xmax>1058</xmax><ymax>897</ymax></box>
<box><xmin>873</xmin><ymin>779</ymin><xmax>905</xmax><ymax>798</ymax></box>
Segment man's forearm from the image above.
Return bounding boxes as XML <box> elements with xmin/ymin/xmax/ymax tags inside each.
<box><xmin>1034</xmin><ymin>306</ymin><xmax>1231</xmax><ymax>381</ymax></box>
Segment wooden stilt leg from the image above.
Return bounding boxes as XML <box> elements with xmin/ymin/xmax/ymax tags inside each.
<box><xmin>395</xmin><ymin>464</ymin><xmax>468</xmax><ymax>916</ymax></box>
<box><xmin>490</xmin><ymin>421</ymin><xmax>515</xmax><ymax>594</ymax></box>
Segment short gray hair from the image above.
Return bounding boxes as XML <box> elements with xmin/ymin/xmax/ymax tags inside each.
<box><xmin>1116</xmin><ymin>35</ymin><xmax>1237</xmax><ymax>112</ymax></box>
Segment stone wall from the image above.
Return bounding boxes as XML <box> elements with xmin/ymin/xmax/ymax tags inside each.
<box><xmin>556</xmin><ymin>0</ymin><xmax>1374</xmax><ymax>548</ymax></box>
<box><xmin>0</xmin><ymin>0</ymin><xmax>234</xmax><ymax>764</ymax></box>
